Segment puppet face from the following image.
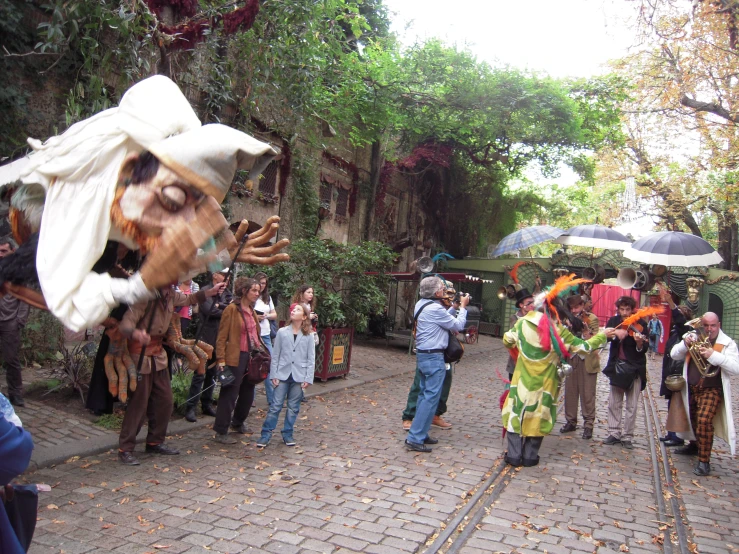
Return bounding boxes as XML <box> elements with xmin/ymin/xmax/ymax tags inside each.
<box><xmin>118</xmin><ymin>165</ymin><xmax>205</xmax><ymax>237</ymax></box>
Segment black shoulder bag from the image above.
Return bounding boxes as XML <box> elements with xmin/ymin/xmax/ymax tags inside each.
<box><xmin>414</xmin><ymin>301</ymin><xmax>465</xmax><ymax>364</ymax></box>
<box><xmin>238</xmin><ymin>307</ymin><xmax>271</xmax><ymax>385</ymax></box>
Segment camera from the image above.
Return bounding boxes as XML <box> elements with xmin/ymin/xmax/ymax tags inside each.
<box><xmin>453</xmin><ymin>292</ymin><xmax>471</xmax><ymax>303</ymax></box>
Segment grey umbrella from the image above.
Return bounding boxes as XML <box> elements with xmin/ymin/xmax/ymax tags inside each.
<box><xmin>622</xmin><ymin>231</ymin><xmax>723</xmax><ymax>267</ymax></box>
<box><xmin>555</xmin><ymin>224</ymin><xmax>632</xmax><ymax>250</ymax></box>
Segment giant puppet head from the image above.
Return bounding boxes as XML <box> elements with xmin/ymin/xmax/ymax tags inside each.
<box><xmin>0</xmin><ymin>76</ymin><xmax>289</xmax><ymax>331</ymax></box>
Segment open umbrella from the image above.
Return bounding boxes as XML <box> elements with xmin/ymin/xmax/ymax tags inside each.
<box><xmin>555</xmin><ymin>224</ymin><xmax>632</xmax><ymax>250</ymax></box>
<box><xmin>622</xmin><ymin>231</ymin><xmax>723</xmax><ymax>267</ymax></box>
<box><xmin>492</xmin><ymin>225</ymin><xmax>565</xmax><ymax>258</ymax></box>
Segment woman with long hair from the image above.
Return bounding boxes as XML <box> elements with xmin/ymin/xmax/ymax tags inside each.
<box><xmin>257</xmin><ymin>303</ymin><xmax>315</xmax><ymax>448</ymax></box>
<box><xmin>253</xmin><ymin>272</ymin><xmax>277</xmax><ymax>405</ymax></box>
<box><xmin>291</xmin><ymin>285</ymin><xmax>318</xmax><ymax>332</ymax></box>
<box><xmin>213</xmin><ymin>277</ymin><xmax>265</xmax><ymax>444</ymax></box>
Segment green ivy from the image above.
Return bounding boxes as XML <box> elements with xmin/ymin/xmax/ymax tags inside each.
<box><xmin>290</xmin><ymin>150</ymin><xmax>320</xmax><ymax>239</ymax></box>
<box><xmin>251</xmin><ymin>237</ymin><xmax>395</xmax><ymax>332</ymax></box>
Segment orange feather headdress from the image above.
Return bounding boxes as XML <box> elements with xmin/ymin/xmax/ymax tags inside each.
<box><xmin>617</xmin><ymin>305</ymin><xmax>665</xmax><ymax>329</ymax></box>
<box><xmin>534</xmin><ymin>273</ymin><xmax>591</xmax><ymax>322</ymax></box>
<box><xmin>509</xmin><ymin>261</ymin><xmax>526</xmax><ymax>285</ymax></box>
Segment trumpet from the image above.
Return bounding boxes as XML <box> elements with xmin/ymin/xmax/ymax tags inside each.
<box><xmin>682</xmin><ymin>317</ymin><xmax>719</xmax><ymax>378</ymax></box>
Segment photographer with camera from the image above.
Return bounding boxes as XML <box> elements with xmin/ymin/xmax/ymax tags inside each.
<box><xmin>401</xmin><ymin>290</ymin><xmax>468</xmax><ymax>432</ymax></box>
<box><xmin>405</xmin><ymin>276</ymin><xmax>468</xmax><ymax>453</ymax></box>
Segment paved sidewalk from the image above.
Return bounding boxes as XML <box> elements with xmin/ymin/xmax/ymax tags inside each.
<box><xmin>17</xmin><ymin>336</ymin><xmax>499</xmax><ymax>469</ymax></box>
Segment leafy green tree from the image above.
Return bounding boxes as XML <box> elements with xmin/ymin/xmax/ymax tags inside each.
<box><xmin>246</xmin><ymin>238</ymin><xmax>395</xmax><ymax>332</ymax></box>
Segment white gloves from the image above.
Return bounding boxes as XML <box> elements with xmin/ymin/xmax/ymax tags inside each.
<box><xmin>110</xmin><ymin>272</ymin><xmax>156</xmax><ymax>306</ymax></box>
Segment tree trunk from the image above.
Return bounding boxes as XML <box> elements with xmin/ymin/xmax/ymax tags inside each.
<box><xmin>157</xmin><ymin>6</ymin><xmax>175</xmax><ymax>77</ymax></box>
<box><xmin>364</xmin><ymin>140</ymin><xmax>383</xmax><ymax>241</ymax></box>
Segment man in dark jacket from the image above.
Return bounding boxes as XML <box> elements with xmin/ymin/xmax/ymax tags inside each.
<box><xmin>184</xmin><ymin>269</ymin><xmax>233</xmax><ymax>422</ymax></box>
<box><xmin>602</xmin><ymin>296</ymin><xmax>647</xmax><ymax>449</ymax></box>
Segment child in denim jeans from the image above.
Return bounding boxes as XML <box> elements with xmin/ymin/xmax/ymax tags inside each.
<box><xmin>257</xmin><ymin>303</ymin><xmax>315</xmax><ymax>447</ymax></box>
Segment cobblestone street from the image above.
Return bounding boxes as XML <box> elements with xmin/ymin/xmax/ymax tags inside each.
<box><xmin>19</xmin><ymin>336</ymin><xmax>739</xmax><ymax>553</ymax></box>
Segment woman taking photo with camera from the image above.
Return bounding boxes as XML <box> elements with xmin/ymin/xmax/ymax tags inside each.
<box><xmin>257</xmin><ymin>303</ymin><xmax>315</xmax><ymax>448</ymax></box>
<box><xmin>213</xmin><ymin>277</ymin><xmax>265</xmax><ymax>444</ymax></box>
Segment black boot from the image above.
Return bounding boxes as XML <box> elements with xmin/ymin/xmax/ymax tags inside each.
<box><xmin>184</xmin><ymin>407</ymin><xmax>197</xmax><ymax>422</ymax></box>
<box><xmin>694</xmin><ymin>461</ymin><xmax>710</xmax><ymax>476</ymax></box>
<box><xmin>522</xmin><ymin>456</ymin><xmax>540</xmax><ymax>467</ymax></box>
<box><xmin>504</xmin><ymin>454</ymin><xmax>523</xmax><ymax>467</ymax></box>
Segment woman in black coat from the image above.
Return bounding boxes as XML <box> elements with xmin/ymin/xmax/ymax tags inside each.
<box><xmin>659</xmin><ymin>303</ymin><xmax>693</xmax><ymax>446</ymax></box>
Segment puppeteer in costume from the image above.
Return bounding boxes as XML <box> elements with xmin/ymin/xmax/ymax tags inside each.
<box><xmin>0</xmin><ymin>75</ymin><xmax>291</xmax><ymax>408</ymax></box>
<box><xmin>0</xmin><ymin>75</ymin><xmax>289</xmax><ymax>332</ymax></box>
<box><xmin>502</xmin><ymin>275</ymin><xmax>610</xmax><ymax>467</ymax></box>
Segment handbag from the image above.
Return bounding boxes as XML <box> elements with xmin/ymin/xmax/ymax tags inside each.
<box><xmin>239</xmin><ymin>307</ymin><xmax>271</xmax><ymax>385</ymax></box>
<box><xmin>413</xmin><ymin>301</ymin><xmax>465</xmax><ymax>364</ymax></box>
<box><xmin>604</xmin><ymin>358</ymin><xmax>640</xmax><ymax>390</ymax></box>
<box><xmin>444</xmin><ymin>331</ymin><xmax>464</xmax><ymax>363</ymax></box>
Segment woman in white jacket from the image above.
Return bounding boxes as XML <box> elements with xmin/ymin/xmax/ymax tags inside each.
<box><xmin>256</xmin><ymin>303</ymin><xmax>315</xmax><ymax>448</ymax></box>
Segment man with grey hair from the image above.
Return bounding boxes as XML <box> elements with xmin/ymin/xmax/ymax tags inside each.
<box><xmin>405</xmin><ymin>276</ymin><xmax>469</xmax><ymax>452</ymax></box>
<box><xmin>670</xmin><ymin>311</ymin><xmax>739</xmax><ymax>476</ymax></box>
<box><xmin>0</xmin><ymin>237</ymin><xmax>30</xmax><ymax>407</ymax></box>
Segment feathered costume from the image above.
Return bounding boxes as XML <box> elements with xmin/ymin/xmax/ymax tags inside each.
<box><xmin>502</xmin><ymin>275</ymin><xmax>607</xmax><ymax>437</ymax></box>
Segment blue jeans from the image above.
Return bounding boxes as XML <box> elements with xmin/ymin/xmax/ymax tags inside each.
<box><xmin>407</xmin><ymin>353</ymin><xmax>446</xmax><ymax>444</ymax></box>
<box><xmin>261</xmin><ymin>335</ymin><xmax>275</xmax><ymax>405</ymax></box>
<box><xmin>260</xmin><ymin>375</ymin><xmax>303</xmax><ymax>442</ymax></box>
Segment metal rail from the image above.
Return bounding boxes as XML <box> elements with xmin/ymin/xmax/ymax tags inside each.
<box><xmin>642</xmin><ymin>384</ymin><xmax>691</xmax><ymax>553</ymax></box>
<box><xmin>423</xmin><ymin>459</ymin><xmax>509</xmax><ymax>554</ymax></box>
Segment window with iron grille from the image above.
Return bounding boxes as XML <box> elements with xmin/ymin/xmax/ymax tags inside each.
<box><xmin>258</xmin><ymin>160</ymin><xmax>279</xmax><ymax>196</ymax></box>
<box><xmin>335</xmin><ymin>187</ymin><xmax>349</xmax><ymax>216</ymax></box>
<box><xmin>320</xmin><ymin>181</ymin><xmax>332</xmax><ymax>204</ymax></box>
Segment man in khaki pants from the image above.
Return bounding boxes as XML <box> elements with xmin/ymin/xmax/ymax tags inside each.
<box><xmin>560</xmin><ymin>295</ymin><xmax>601</xmax><ymax>439</ymax></box>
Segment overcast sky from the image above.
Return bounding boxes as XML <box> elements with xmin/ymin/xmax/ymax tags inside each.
<box><xmin>383</xmin><ymin>0</ymin><xmax>637</xmax><ymax>78</ymax></box>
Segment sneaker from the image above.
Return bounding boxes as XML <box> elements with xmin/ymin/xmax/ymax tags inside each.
<box><xmin>256</xmin><ymin>437</ymin><xmax>270</xmax><ymax>448</ymax></box>
<box><xmin>213</xmin><ymin>433</ymin><xmax>238</xmax><ymax>445</ymax></box>
<box><xmin>283</xmin><ymin>436</ymin><xmax>296</xmax><ymax>447</ymax></box>
<box><xmin>431</xmin><ymin>415</ymin><xmax>452</xmax><ymax>430</ymax></box>
<box><xmin>621</xmin><ymin>440</ymin><xmax>634</xmax><ymax>450</ymax></box>
<box><xmin>602</xmin><ymin>435</ymin><xmax>621</xmax><ymax>446</ymax></box>
<box><xmin>230</xmin><ymin>422</ymin><xmax>253</xmax><ymax>434</ymax></box>
<box><xmin>402</xmin><ymin>420</ymin><xmax>412</xmax><ymax>431</ymax></box>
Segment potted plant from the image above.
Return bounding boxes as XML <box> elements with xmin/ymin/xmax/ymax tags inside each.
<box><xmin>247</xmin><ymin>238</ymin><xmax>395</xmax><ymax>380</ymax></box>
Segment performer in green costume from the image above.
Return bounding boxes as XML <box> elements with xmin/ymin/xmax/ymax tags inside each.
<box><xmin>502</xmin><ymin>274</ymin><xmax>614</xmax><ymax>467</ymax></box>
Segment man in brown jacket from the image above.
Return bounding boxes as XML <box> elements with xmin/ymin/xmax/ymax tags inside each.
<box><xmin>117</xmin><ymin>280</ymin><xmax>225</xmax><ymax>465</ymax></box>
<box><xmin>561</xmin><ymin>295</ymin><xmax>602</xmax><ymax>439</ymax></box>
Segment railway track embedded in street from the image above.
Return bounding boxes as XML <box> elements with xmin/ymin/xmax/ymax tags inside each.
<box><xmin>642</xmin><ymin>382</ymin><xmax>692</xmax><ymax>554</ymax></box>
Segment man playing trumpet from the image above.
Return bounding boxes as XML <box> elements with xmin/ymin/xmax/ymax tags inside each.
<box><xmin>670</xmin><ymin>312</ymin><xmax>739</xmax><ymax>476</ymax></box>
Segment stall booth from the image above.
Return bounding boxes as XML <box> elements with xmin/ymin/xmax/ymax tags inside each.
<box><xmin>383</xmin><ymin>272</ymin><xmax>482</xmax><ymax>350</ymax></box>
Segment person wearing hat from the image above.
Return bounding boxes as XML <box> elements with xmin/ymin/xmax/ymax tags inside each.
<box><xmin>505</xmin><ymin>288</ymin><xmax>535</xmax><ymax>380</ymax></box>
<box><xmin>0</xmin><ymin>76</ymin><xmax>289</xmax><ymax>334</ymax></box>
<box><xmin>184</xmin><ymin>268</ymin><xmax>233</xmax><ymax>422</ymax></box>
<box><xmin>560</xmin><ymin>294</ymin><xmax>602</xmax><ymax>439</ymax></box>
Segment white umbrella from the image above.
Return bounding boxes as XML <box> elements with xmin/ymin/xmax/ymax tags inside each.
<box><xmin>622</xmin><ymin>231</ymin><xmax>723</xmax><ymax>267</ymax></box>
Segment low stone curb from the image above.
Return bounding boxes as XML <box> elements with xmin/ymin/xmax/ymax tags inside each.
<box><xmin>27</xmin><ymin>355</ymin><xmax>416</xmax><ymax>471</ymax></box>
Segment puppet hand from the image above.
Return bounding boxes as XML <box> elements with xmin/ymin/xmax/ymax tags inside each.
<box><xmin>229</xmin><ymin>217</ymin><xmax>290</xmax><ymax>265</ymax></box>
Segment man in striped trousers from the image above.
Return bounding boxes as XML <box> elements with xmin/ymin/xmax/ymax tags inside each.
<box><xmin>670</xmin><ymin>313</ymin><xmax>739</xmax><ymax>476</ymax></box>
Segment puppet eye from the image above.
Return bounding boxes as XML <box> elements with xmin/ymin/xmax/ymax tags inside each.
<box><xmin>160</xmin><ymin>186</ymin><xmax>187</xmax><ymax>211</ymax></box>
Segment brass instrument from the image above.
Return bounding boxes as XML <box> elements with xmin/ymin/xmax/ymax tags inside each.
<box><xmin>682</xmin><ymin>317</ymin><xmax>719</xmax><ymax>378</ymax></box>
